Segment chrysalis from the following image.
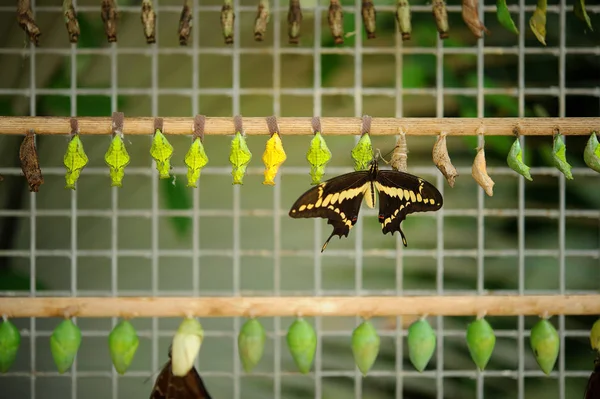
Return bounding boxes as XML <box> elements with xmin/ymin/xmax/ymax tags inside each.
<box><xmin>461</xmin><ymin>0</ymin><xmax>489</xmax><ymax>38</ymax></box>
<box><xmin>104</xmin><ymin>134</ymin><xmax>130</xmax><ymax>187</ymax></box>
<box><xmin>432</xmin><ymin>0</ymin><xmax>449</xmax><ymax>39</ymax></box>
<box><xmin>63</xmin><ymin>134</ymin><xmax>88</xmax><ymax>190</ymax></box>
<box><xmin>351</xmin><ymin>134</ymin><xmax>374</xmax><ymax>171</ymax></box>
<box><xmin>19</xmin><ymin>130</ymin><xmax>44</xmax><ymax>192</ymax></box>
<box><xmin>573</xmin><ymin>0</ymin><xmax>593</xmax><ymax>31</ymax></box>
<box><xmin>590</xmin><ymin>318</ymin><xmax>600</xmax><ymax>352</ymax></box>
<box><xmin>530</xmin><ymin>318</ymin><xmax>559</xmax><ymax>375</ymax></box>
<box><xmin>238</xmin><ymin>318</ymin><xmax>266</xmax><ymax>373</ymax></box>
<box><xmin>584</xmin><ymin>132</ymin><xmax>600</xmax><ymax>173</ymax></box>
<box><xmin>351</xmin><ymin>320</ymin><xmax>380</xmax><ymax>376</ymax></box>
<box><xmin>221</xmin><ymin>0</ymin><xmax>235</xmax><ymax>44</ymax></box>
<box><xmin>551</xmin><ymin>133</ymin><xmax>573</xmax><ymax>180</ymax></box>
<box><xmin>141</xmin><ymin>0</ymin><xmax>156</xmax><ymax>43</ymax></box>
<box><xmin>432</xmin><ymin>132</ymin><xmax>458</xmax><ymax>187</ymax></box>
<box><xmin>361</xmin><ymin>0</ymin><xmax>376</xmax><ymax>39</ymax></box>
<box><xmin>229</xmin><ymin>131</ymin><xmax>253</xmax><ymax>185</ymax></box>
<box><xmin>507</xmin><ymin>137</ymin><xmax>533</xmax><ymax>181</ymax></box>
<box><xmin>496</xmin><ymin>0</ymin><xmax>518</xmax><ymax>34</ymax></box>
<box><xmin>407</xmin><ymin>318</ymin><xmax>436</xmax><ymax>372</ymax></box>
<box><xmin>254</xmin><ymin>0</ymin><xmax>270</xmax><ymax>41</ymax></box>
<box><xmin>306</xmin><ymin>132</ymin><xmax>332</xmax><ymax>185</ymax></box>
<box><xmin>466</xmin><ymin>317</ymin><xmax>496</xmax><ymax>371</ymax></box>
<box><xmin>396</xmin><ymin>0</ymin><xmax>412</xmax><ymax>41</ymax></box>
<box><xmin>50</xmin><ymin>319</ymin><xmax>82</xmax><ymax>374</ymax></box>
<box><xmin>262</xmin><ymin>132</ymin><xmax>287</xmax><ymax>185</ymax></box>
<box><xmin>472</xmin><ymin>146</ymin><xmax>494</xmax><ymax>196</ymax></box>
<box><xmin>529</xmin><ymin>0</ymin><xmax>547</xmax><ymax>45</ymax></box>
<box><xmin>185</xmin><ymin>138</ymin><xmax>209</xmax><ymax>188</ymax></box>
<box><xmin>150</xmin><ymin>129</ymin><xmax>174</xmax><ymax>179</ymax></box>
<box><xmin>108</xmin><ymin>320</ymin><xmax>139</xmax><ymax>375</ymax></box>
<box><xmin>171</xmin><ymin>318</ymin><xmax>204</xmax><ymax>377</ymax></box>
<box><xmin>0</xmin><ymin>319</ymin><xmax>20</xmax><ymax>373</ymax></box>
<box><xmin>286</xmin><ymin>318</ymin><xmax>317</xmax><ymax>374</ymax></box>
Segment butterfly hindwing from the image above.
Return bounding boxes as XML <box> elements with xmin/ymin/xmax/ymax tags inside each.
<box><xmin>289</xmin><ymin>170</ymin><xmax>371</xmax><ymax>251</ymax></box>
<box><xmin>375</xmin><ymin>170</ymin><xmax>443</xmax><ymax>246</ymax></box>
<box><xmin>150</xmin><ymin>352</ymin><xmax>212</xmax><ymax>399</ymax></box>
<box><xmin>585</xmin><ymin>354</ymin><xmax>600</xmax><ymax>399</ymax></box>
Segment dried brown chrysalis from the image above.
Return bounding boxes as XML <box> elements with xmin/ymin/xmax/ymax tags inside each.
<box><xmin>101</xmin><ymin>0</ymin><xmax>118</xmax><ymax>42</ymax></box>
<box><xmin>179</xmin><ymin>0</ymin><xmax>193</xmax><ymax>45</ymax></box>
<box><xmin>63</xmin><ymin>0</ymin><xmax>80</xmax><ymax>43</ymax></box>
<box><xmin>471</xmin><ymin>145</ymin><xmax>494</xmax><ymax>196</ymax></box>
<box><xmin>19</xmin><ymin>130</ymin><xmax>44</xmax><ymax>192</ymax></box>
<box><xmin>150</xmin><ymin>348</ymin><xmax>213</xmax><ymax>399</ymax></box>
<box><xmin>17</xmin><ymin>0</ymin><xmax>41</xmax><ymax>45</ymax></box>
<box><xmin>141</xmin><ymin>0</ymin><xmax>156</xmax><ymax>44</ymax></box>
<box><xmin>390</xmin><ymin>130</ymin><xmax>408</xmax><ymax>172</ymax></box>
<box><xmin>254</xmin><ymin>0</ymin><xmax>270</xmax><ymax>41</ymax></box>
<box><xmin>461</xmin><ymin>0</ymin><xmax>489</xmax><ymax>38</ymax></box>
<box><xmin>287</xmin><ymin>0</ymin><xmax>302</xmax><ymax>44</ymax></box>
<box><xmin>361</xmin><ymin>0</ymin><xmax>376</xmax><ymax>39</ymax></box>
<box><xmin>221</xmin><ymin>0</ymin><xmax>235</xmax><ymax>44</ymax></box>
<box><xmin>328</xmin><ymin>0</ymin><xmax>344</xmax><ymax>44</ymax></box>
<box><xmin>432</xmin><ymin>132</ymin><xmax>458</xmax><ymax>187</ymax></box>
<box><xmin>431</xmin><ymin>0</ymin><xmax>449</xmax><ymax>39</ymax></box>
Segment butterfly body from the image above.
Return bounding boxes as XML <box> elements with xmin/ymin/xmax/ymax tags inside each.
<box><xmin>289</xmin><ymin>160</ymin><xmax>443</xmax><ymax>252</ymax></box>
<box><xmin>150</xmin><ymin>348</ymin><xmax>213</xmax><ymax>399</ymax></box>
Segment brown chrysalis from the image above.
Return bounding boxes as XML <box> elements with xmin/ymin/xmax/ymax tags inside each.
<box><xmin>19</xmin><ymin>130</ymin><xmax>44</xmax><ymax>192</ymax></box>
<box><xmin>150</xmin><ymin>348</ymin><xmax>213</xmax><ymax>399</ymax></box>
<box><xmin>585</xmin><ymin>353</ymin><xmax>600</xmax><ymax>399</ymax></box>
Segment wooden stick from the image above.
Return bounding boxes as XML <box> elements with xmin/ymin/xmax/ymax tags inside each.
<box><xmin>0</xmin><ymin>116</ymin><xmax>598</xmax><ymax>136</ymax></box>
<box><xmin>1</xmin><ymin>295</ymin><xmax>599</xmax><ymax>318</ymax></box>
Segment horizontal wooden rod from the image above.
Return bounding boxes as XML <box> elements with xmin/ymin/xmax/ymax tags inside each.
<box><xmin>0</xmin><ymin>116</ymin><xmax>599</xmax><ymax>136</ymax></box>
<box><xmin>1</xmin><ymin>295</ymin><xmax>599</xmax><ymax>318</ymax></box>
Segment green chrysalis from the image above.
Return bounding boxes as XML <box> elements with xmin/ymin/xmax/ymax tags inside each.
<box><xmin>407</xmin><ymin>318</ymin><xmax>436</xmax><ymax>372</ymax></box>
<box><xmin>507</xmin><ymin>138</ymin><xmax>533</xmax><ymax>181</ymax></box>
<box><xmin>286</xmin><ymin>318</ymin><xmax>317</xmax><ymax>374</ymax></box>
<box><xmin>573</xmin><ymin>0</ymin><xmax>593</xmax><ymax>31</ymax></box>
<box><xmin>530</xmin><ymin>318</ymin><xmax>559</xmax><ymax>375</ymax></box>
<box><xmin>551</xmin><ymin>133</ymin><xmax>573</xmax><ymax>180</ymax></box>
<box><xmin>465</xmin><ymin>318</ymin><xmax>496</xmax><ymax>370</ymax></box>
<box><xmin>306</xmin><ymin>132</ymin><xmax>332</xmax><ymax>185</ymax></box>
<box><xmin>584</xmin><ymin>132</ymin><xmax>600</xmax><ymax>173</ymax></box>
<box><xmin>496</xmin><ymin>0</ymin><xmax>519</xmax><ymax>34</ymax></box>
<box><xmin>0</xmin><ymin>319</ymin><xmax>21</xmax><ymax>373</ymax></box>
<box><xmin>590</xmin><ymin>318</ymin><xmax>600</xmax><ymax>352</ymax></box>
<box><xmin>185</xmin><ymin>137</ymin><xmax>209</xmax><ymax>188</ymax></box>
<box><xmin>63</xmin><ymin>134</ymin><xmax>88</xmax><ymax>190</ymax></box>
<box><xmin>351</xmin><ymin>134</ymin><xmax>374</xmax><ymax>172</ymax></box>
<box><xmin>529</xmin><ymin>0</ymin><xmax>547</xmax><ymax>45</ymax></box>
<box><xmin>351</xmin><ymin>320</ymin><xmax>380</xmax><ymax>376</ymax></box>
<box><xmin>229</xmin><ymin>131</ymin><xmax>252</xmax><ymax>185</ymax></box>
<box><xmin>104</xmin><ymin>134</ymin><xmax>130</xmax><ymax>187</ymax></box>
<box><xmin>108</xmin><ymin>320</ymin><xmax>139</xmax><ymax>374</ymax></box>
<box><xmin>238</xmin><ymin>318</ymin><xmax>267</xmax><ymax>373</ymax></box>
<box><xmin>150</xmin><ymin>129</ymin><xmax>174</xmax><ymax>179</ymax></box>
<box><xmin>50</xmin><ymin>319</ymin><xmax>82</xmax><ymax>374</ymax></box>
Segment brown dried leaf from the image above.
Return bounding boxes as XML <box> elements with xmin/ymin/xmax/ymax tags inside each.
<box><xmin>472</xmin><ymin>146</ymin><xmax>494</xmax><ymax>196</ymax></box>
<box><xmin>462</xmin><ymin>0</ymin><xmax>489</xmax><ymax>38</ymax></box>
<box><xmin>287</xmin><ymin>0</ymin><xmax>302</xmax><ymax>44</ymax></box>
<box><xmin>101</xmin><ymin>0</ymin><xmax>118</xmax><ymax>42</ymax></box>
<box><xmin>432</xmin><ymin>0</ymin><xmax>449</xmax><ymax>39</ymax></box>
<box><xmin>141</xmin><ymin>0</ymin><xmax>156</xmax><ymax>44</ymax></box>
<box><xmin>328</xmin><ymin>0</ymin><xmax>344</xmax><ymax>45</ymax></box>
<box><xmin>361</xmin><ymin>0</ymin><xmax>376</xmax><ymax>39</ymax></box>
<box><xmin>19</xmin><ymin>131</ymin><xmax>44</xmax><ymax>193</ymax></box>
<box><xmin>432</xmin><ymin>133</ymin><xmax>458</xmax><ymax>187</ymax></box>
<box><xmin>390</xmin><ymin>132</ymin><xmax>408</xmax><ymax>173</ymax></box>
<box><xmin>17</xmin><ymin>0</ymin><xmax>41</xmax><ymax>46</ymax></box>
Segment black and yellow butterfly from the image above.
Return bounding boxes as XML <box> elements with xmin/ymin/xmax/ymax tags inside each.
<box><xmin>585</xmin><ymin>353</ymin><xmax>600</xmax><ymax>399</ymax></box>
<box><xmin>289</xmin><ymin>159</ymin><xmax>443</xmax><ymax>252</ymax></box>
<box><xmin>150</xmin><ymin>347</ymin><xmax>213</xmax><ymax>399</ymax></box>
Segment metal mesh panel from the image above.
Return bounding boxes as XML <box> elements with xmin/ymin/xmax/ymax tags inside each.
<box><xmin>0</xmin><ymin>0</ymin><xmax>599</xmax><ymax>398</ymax></box>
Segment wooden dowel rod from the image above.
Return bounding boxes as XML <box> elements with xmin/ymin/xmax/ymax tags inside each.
<box><xmin>1</xmin><ymin>295</ymin><xmax>599</xmax><ymax>318</ymax></box>
<box><xmin>0</xmin><ymin>116</ymin><xmax>598</xmax><ymax>136</ymax></box>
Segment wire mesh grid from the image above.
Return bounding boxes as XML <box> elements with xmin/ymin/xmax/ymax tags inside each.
<box><xmin>0</xmin><ymin>0</ymin><xmax>599</xmax><ymax>397</ymax></box>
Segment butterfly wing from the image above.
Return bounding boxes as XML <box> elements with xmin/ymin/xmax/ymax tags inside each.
<box><xmin>375</xmin><ymin>170</ymin><xmax>443</xmax><ymax>246</ymax></box>
<box><xmin>150</xmin><ymin>360</ymin><xmax>213</xmax><ymax>399</ymax></box>
<box><xmin>585</xmin><ymin>355</ymin><xmax>600</xmax><ymax>399</ymax></box>
<box><xmin>289</xmin><ymin>170</ymin><xmax>371</xmax><ymax>251</ymax></box>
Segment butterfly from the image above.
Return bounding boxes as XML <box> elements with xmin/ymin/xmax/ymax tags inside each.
<box><xmin>585</xmin><ymin>353</ymin><xmax>600</xmax><ymax>399</ymax></box>
<box><xmin>150</xmin><ymin>347</ymin><xmax>213</xmax><ymax>399</ymax></box>
<box><xmin>289</xmin><ymin>159</ymin><xmax>443</xmax><ymax>252</ymax></box>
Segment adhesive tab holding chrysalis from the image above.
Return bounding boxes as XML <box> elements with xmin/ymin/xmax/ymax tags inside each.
<box><xmin>104</xmin><ymin>112</ymin><xmax>130</xmax><ymax>187</ymax></box>
<box><xmin>551</xmin><ymin>132</ymin><xmax>573</xmax><ymax>180</ymax></box>
<box><xmin>150</xmin><ymin>119</ymin><xmax>174</xmax><ymax>179</ymax></box>
<box><xmin>185</xmin><ymin>115</ymin><xmax>209</xmax><ymax>188</ymax></box>
<box><xmin>50</xmin><ymin>318</ymin><xmax>82</xmax><ymax>374</ymax></box>
<box><xmin>306</xmin><ymin>117</ymin><xmax>332</xmax><ymax>184</ymax></box>
<box><xmin>108</xmin><ymin>320</ymin><xmax>140</xmax><ymax>375</ymax></box>
<box><xmin>171</xmin><ymin>317</ymin><xmax>204</xmax><ymax>377</ymax></box>
<box><xmin>229</xmin><ymin>115</ymin><xmax>252</xmax><ymax>185</ymax></box>
<box><xmin>507</xmin><ymin>136</ymin><xmax>533</xmax><ymax>181</ymax></box>
<box><xmin>584</xmin><ymin>131</ymin><xmax>600</xmax><ymax>173</ymax></box>
<box><xmin>63</xmin><ymin>118</ymin><xmax>88</xmax><ymax>190</ymax></box>
<box><xmin>351</xmin><ymin>115</ymin><xmax>374</xmax><ymax>171</ymax></box>
<box><xmin>0</xmin><ymin>318</ymin><xmax>21</xmax><ymax>373</ymax></box>
<box><xmin>262</xmin><ymin>116</ymin><xmax>287</xmax><ymax>185</ymax></box>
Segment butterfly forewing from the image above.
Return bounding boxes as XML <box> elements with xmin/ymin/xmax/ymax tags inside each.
<box><xmin>289</xmin><ymin>170</ymin><xmax>371</xmax><ymax>251</ymax></box>
<box><xmin>150</xmin><ymin>359</ymin><xmax>213</xmax><ymax>399</ymax></box>
<box><xmin>585</xmin><ymin>355</ymin><xmax>600</xmax><ymax>399</ymax></box>
<box><xmin>375</xmin><ymin>170</ymin><xmax>443</xmax><ymax>246</ymax></box>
